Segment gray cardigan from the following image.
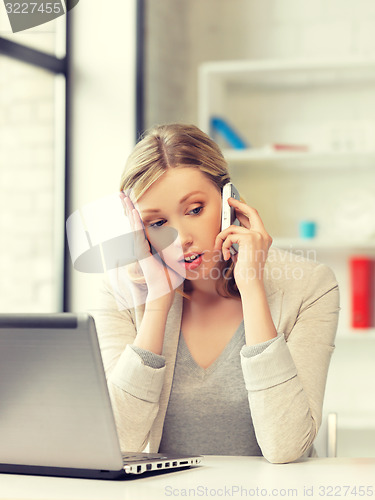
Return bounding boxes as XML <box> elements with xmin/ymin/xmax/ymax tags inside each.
<box><xmin>90</xmin><ymin>246</ymin><xmax>340</xmax><ymax>463</ymax></box>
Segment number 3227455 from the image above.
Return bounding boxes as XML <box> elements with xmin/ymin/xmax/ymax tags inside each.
<box><xmin>5</xmin><ymin>3</ymin><xmax>63</xmax><ymax>14</ymax></box>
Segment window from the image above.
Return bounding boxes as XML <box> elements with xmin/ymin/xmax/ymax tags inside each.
<box><xmin>0</xmin><ymin>15</ymin><xmax>67</xmax><ymax>312</ymax></box>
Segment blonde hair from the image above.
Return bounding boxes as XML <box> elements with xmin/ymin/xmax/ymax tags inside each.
<box><xmin>119</xmin><ymin>123</ymin><xmax>241</xmax><ymax>300</ymax></box>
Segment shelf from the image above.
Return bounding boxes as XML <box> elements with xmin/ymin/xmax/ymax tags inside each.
<box><xmin>273</xmin><ymin>238</ymin><xmax>375</xmax><ymax>251</ymax></box>
<box><xmin>336</xmin><ymin>414</ymin><xmax>375</xmax><ymax>430</ymax></box>
<box><xmin>200</xmin><ymin>57</ymin><xmax>375</xmax><ymax>89</ymax></box>
<box><xmin>223</xmin><ymin>148</ymin><xmax>375</xmax><ymax>169</ymax></box>
<box><xmin>337</xmin><ymin>329</ymin><xmax>375</xmax><ymax>340</ymax></box>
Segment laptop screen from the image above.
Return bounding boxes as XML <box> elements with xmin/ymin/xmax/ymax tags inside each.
<box><xmin>0</xmin><ymin>313</ymin><xmax>123</xmax><ymax>471</ymax></box>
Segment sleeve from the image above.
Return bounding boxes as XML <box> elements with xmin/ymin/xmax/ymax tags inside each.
<box><xmin>240</xmin><ymin>263</ymin><xmax>340</xmax><ymax>464</ymax></box>
<box><xmin>241</xmin><ymin>335</ymin><xmax>279</xmax><ymax>357</ymax></box>
<box><xmin>89</xmin><ymin>273</ymin><xmax>166</xmax><ymax>453</ymax></box>
<box><xmin>130</xmin><ymin>345</ymin><xmax>166</xmax><ymax>369</ymax></box>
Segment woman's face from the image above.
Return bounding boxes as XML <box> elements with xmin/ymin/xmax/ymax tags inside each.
<box><xmin>135</xmin><ymin>167</ymin><xmax>223</xmax><ymax>280</ymax></box>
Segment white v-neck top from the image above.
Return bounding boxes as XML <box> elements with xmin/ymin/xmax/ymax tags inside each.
<box><xmin>158</xmin><ymin>322</ymin><xmax>263</xmax><ymax>456</ymax></box>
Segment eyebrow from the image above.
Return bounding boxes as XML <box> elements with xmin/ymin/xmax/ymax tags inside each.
<box><xmin>141</xmin><ymin>191</ymin><xmax>206</xmax><ymax>214</ymax></box>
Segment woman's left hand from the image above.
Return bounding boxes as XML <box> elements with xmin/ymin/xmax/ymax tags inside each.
<box><xmin>214</xmin><ymin>198</ymin><xmax>273</xmax><ymax>292</ymax></box>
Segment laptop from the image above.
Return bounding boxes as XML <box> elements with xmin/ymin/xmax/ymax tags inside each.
<box><xmin>0</xmin><ymin>313</ymin><xmax>203</xmax><ymax>479</ymax></box>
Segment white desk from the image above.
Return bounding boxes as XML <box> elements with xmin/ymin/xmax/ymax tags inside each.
<box><xmin>1</xmin><ymin>456</ymin><xmax>375</xmax><ymax>500</ymax></box>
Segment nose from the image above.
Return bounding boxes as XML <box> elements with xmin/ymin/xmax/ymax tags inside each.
<box><xmin>171</xmin><ymin>223</ymin><xmax>193</xmax><ymax>253</ymax></box>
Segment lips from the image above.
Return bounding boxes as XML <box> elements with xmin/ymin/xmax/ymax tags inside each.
<box><xmin>180</xmin><ymin>253</ymin><xmax>203</xmax><ymax>270</ymax></box>
<box><xmin>179</xmin><ymin>252</ymin><xmax>202</xmax><ymax>262</ymax></box>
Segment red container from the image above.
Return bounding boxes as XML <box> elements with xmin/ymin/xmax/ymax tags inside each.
<box><xmin>349</xmin><ymin>256</ymin><xmax>373</xmax><ymax>328</ymax></box>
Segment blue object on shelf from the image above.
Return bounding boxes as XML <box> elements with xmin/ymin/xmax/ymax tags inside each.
<box><xmin>299</xmin><ymin>220</ymin><xmax>317</xmax><ymax>239</ymax></box>
<box><xmin>210</xmin><ymin>117</ymin><xmax>248</xmax><ymax>149</ymax></box>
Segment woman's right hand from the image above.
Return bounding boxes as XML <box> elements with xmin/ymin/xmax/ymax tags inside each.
<box><xmin>119</xmin><ymin>192</ymin><xmax>183</xmax><ymax>311</ymax></box>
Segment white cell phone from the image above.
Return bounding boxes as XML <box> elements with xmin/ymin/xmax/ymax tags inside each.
<box><xmin>221</xmin><ymin>182</ymin><xmax>240</xmax><ymax>255</ymax></box>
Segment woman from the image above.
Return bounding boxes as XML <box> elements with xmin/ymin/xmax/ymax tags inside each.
<box><xmin>92</xmin><ymin>123</ymin><xmax>340</xmax><ymax>464</ymax></box>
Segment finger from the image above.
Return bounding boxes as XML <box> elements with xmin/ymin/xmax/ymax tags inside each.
<box><xmin>214</xmin><ymin>225</ymin><xmax>248</xmax><ymax>250</ymax></box>
<box><xmin>221</xmin><ymin>234</ymin><xmax>241</xmax><ymax>261</ymax></box>
<box><xmin>132</xmin><ymin>208</ymin><xmax>153</xmax><ymax>250</ymax></box>
<box><xmin>119</xmin><ymin>194</ymin><xmax>135</xmax><ymax>230</ymax></box>
<box><xmin>130</xmin><ymin>209</ymin><xmax>153</xmax><ymax>261</ymax></box>
<box><xmin>125</xmin><ymin>197</ymin><xmax>140</xmax><ymax>231</ymax></box>
<box><xmin>158</xmin><ymin>249</ymin><xmax>174</xmax><ymax>292</ymax></box>
<box><xmin>231</xmin><ymin>251</ymin><xmax>238</xmax><ymax>265</ymax></box>
<box><xmin>228</xmin><ymin>198</ymin><xmax>268</xmax><ymax>234</ymax></box>
<box><xmin>120</xmin><ymin>190</ymin><xmax>136</xmax><ymax>211</ymax></box>
<box><xmin>124</xmin><ymin>196</ymin><xmax>135</xmax><ymax>212</ymax></box>
<box><xmin>119</xmin><ymin>192</ymin><xmax>127</xmax><ymax>212</ymax></box>
<box><xmin>131</xmin><ymin>208</ymin><xmax>145</xmax><ymax>233</ymax></box>
<box><xmin>125</xmin><ymin>200</ymin><xmax>134</xmax><ymax>227</ymax></box>
<box><xmin>235</xmin><ymin>211</ymin><xmax>251</xmax><ymax>229</ymax></box>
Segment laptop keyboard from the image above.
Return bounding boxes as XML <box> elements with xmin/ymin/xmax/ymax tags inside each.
<box><xmin>121</xmin><ymin>453</ymin><xmax>169</xmax><ymax>462</ymax></box>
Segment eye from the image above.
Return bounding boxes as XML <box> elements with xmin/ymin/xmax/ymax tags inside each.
<box><xmin>148</xmin><ymin>204</ymin><xmax>204</xmax><ymax>228</ymax></box>
<box><xmin>189</xmin><ymin>205</ymin><xmax>203</xmax><ymax>216</ymax></box>
<box><xmin>149</xmin><ymin>219</ymin><xmax>166</xmax><ymax>229</ymax></box>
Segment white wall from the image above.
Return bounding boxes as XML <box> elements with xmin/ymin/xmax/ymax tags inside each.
<box><xmin>68</xmin><ymin>0</ymin><xmax>137</xmax><ymax>312</ymax></box>
<box><xmin>145</xmin><ymin>0</ymin><xmax>375</xmax><ymax>126</ymax></box>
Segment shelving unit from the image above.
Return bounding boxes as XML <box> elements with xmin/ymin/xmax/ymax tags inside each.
<box><xmin>200</xmin><ymin>60</ymin><xmax>375</xmax><ymax>449</ymax></box>
<box><xmin>274</xmin><ymin>237</ymin><xmax>375</xmax><ymax>342</ymax></box>
<box><xmin>199</xmin><ymin>57</ymin><xmax>375</xmax><ymax>136</ymax></box>
<box><xmin>198</xmin><ymin>57</ymin><xmax>375</xmax><ymax>345</ymax></box>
